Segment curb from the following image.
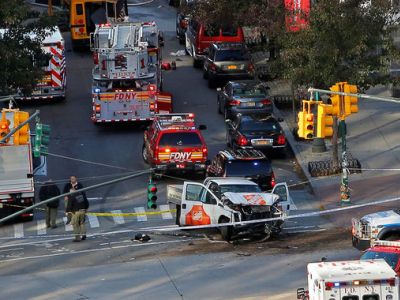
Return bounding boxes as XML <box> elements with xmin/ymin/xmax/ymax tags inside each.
<box><xmin>273</xmin><ymin>103</ymin><xmax>315</xmax><ymax>193</ymax></box>
<box><xmin>127</xmin><ymin>0</ymin><xmax>154</xmax><ymax>6</ymax></box>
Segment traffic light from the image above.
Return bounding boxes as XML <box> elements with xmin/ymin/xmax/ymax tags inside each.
<box><xmin>33</xmin><ymin>123</ymin><xmax>51</xmax><ymax>158</ymax></box>
<box><xmin>147</xmin><ymin>180</ymin><xmax>157</xmax><ymax>209</ymax></box>
<box><xmin>0</xmin><ymin>112</ymin><xmax>10</xmax><ymax>144</ymax></box>
<box><xmin>343</xmin><ymin>84</ymin><xmax>358</xmax><ymax>116</ymax></box>
<box><xmin>297</xmin><ymin>110</ymin><xmax>305</xmax><ymax>138</ymax></box>
<box><xmin>297</xmin><ymin>100</ymin><xmax>314</xmax><ymax>140</ymax></box>
<box><xmin>304</xmin><ymin>113</ymin><xmax>314</xmax><ymax>139</ymax></box>
<box><xmin>330</xmin><ymin>83</ymin><xmax>341</xmax><ymax>116</ymax></box>
<box><xmin>316</xmin><ymin>103</ymin><xmax>334</xmax><ymax>138</ymax></box>
<box><xmin>13</xmin><ymin>111</ymin><xmax>30</xmax><ymax>145</ymax></box>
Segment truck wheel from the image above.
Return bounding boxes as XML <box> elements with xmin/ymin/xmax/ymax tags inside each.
<box><xmin>219</xmin><ymin>217</ymin><xmax>232</xmax><ymax>241</ymax></box>
<box><xmin>142</xmin><ymin>144</ymin><xmax>149</xmax><ymax>163</ymax></box>
<box><xmin>175</xmin><ymin>205</ymin><xmax>181</xmax><ymax>226</ymax></box>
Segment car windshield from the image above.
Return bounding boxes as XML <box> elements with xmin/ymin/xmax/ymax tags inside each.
<box><xmin>233</xmin><ymin>86</ymin><xmax>266</xmax><ymax>98</ymax></box>
<box><xmin>220</xmin><ymin>184</ymin><xmax>262</xmax><ymax>194</ymax></box>
<box><xmin>159</xmin><ymin>132</ymin><xmax>202</xmax><ymax>146</ymax></box>
<box><xmin>360</xmin><ymin>250</ymin><xmax>400</xmax><ymax>269</ymax></box>
<box><xmin>225</xmin><ymin>160</ymin><xmax>271</xmax><ymax>176</ymax></box>
<box><xmin>239</xmin><ymin>119</ymin><xmax>279</xmax><ymax>133</ymax></box>
<box><xmin>215</xmin><ymin>49</ymin><xmax>249</xmax><ymax>62</ymax></box>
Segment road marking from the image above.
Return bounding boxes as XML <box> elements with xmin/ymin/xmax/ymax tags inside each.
<box><xmin>37</xmin><ymin>220</ymin><xmax>47</xmax><ymax>235</ymax></box>
<box><xmin>14</xmin><ymin>224</ymin><xmax>24</xmax><ymax>238</ymax></box>
<box><xmin>111</xmin><ymin>210</ymin><xmax>125</xmax><ymax>224</ymax></box>
<box><xmin>159</xmin><ymin>204</ymin><xmax>173</xmax><ymax>220</ymax></box>
<box><xmin>286</xmin><ymin>228</ymin><xmax>326</xmax><ymax>234</ymax></box>
<box><xmin>0</xmin><ymin>238</ymin><xmax>202</xmax><ymax>263</ymax></box>
<box><xmin>284</xmin><ymin>226</ymin><xmax>316</xmax><ymax>230</ymax></box>
<box><xmin>63</xmin><ymin>217</ymin><xmax>73</xmax><ymax>231</ymax></box>
<box><xmin>87</xmin><ymin>215</ymin><xmax>100</xmax><ymax>228</ymax></box>
<box><xmin>134</xmin><ymin>207</ymin><xmax>147</xmax><ymax>222</ymax></box>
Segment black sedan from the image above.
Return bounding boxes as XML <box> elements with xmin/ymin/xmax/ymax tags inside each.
<box><xmin>217</xmin><ymin>80</ymin><xmax>272</xmax><ymax>120</ymax></box>
<box><xmin>226</xmin><ymin>114</ymin><xmax>287</xmax><ymax>155</ymax></box>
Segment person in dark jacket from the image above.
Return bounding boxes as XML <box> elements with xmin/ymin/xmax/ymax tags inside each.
<box><xmin>39</xmin><ymin>179</ymin><xmax>61</xmax><ymax>228</ymax></box>
<box><xmin>65</xmin><ymin>177</ymin><xmax>89</xmax><ymax>242</ymax></box>
<box><xmin>63</xmin><ymin>176</ymin><xmax>86</xmax><ymax>225</ymax></box>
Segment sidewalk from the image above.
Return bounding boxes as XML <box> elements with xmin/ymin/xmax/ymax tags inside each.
<box><xmin>273</xmin><ymin>83</ymin><xmax>400</xmax><ymax>222</ymax></box>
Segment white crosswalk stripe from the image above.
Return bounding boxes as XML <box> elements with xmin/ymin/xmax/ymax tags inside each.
<box><xmin>111</xmin><ymin>210</ymin><xmax>125</xmax><ymax>224</ymax></box>
<box><xmin>63</xmin><ymin>217</ymin><xmax>73</xmax><ymax>231</ymax></box>
<box><xmin>134</xmin><ymin>207</ymin><xmax>147</xmax><ymax>222</ymax></box>
<box><xmin>37</xmin><ymin>220</ymin><xmax>47</xmax><ymax>235</ymax></box>
<box><xmin>159</xmin><ymin>204</ymin><xmax>173</xmax><ymax>220</ymax></box>
<box><xmin>87</xmin><ymin>215</ymin><xmax>100</xmax><ymax>228</ymax></box>
<box><xmin>14</xmin><ymin>224</ymin><xmax>24</xmax><ymax>238</ymax></box>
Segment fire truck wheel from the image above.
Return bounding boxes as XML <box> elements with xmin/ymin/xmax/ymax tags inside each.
<box><xmin>142</xmin><ymin>145</ymin><xmax>149</xmax><ymax>163</ymax></box>
<box><xmin>219</xmin><ymin>217</ymin><xmax>232</xmax><ymax>241</ymax></box>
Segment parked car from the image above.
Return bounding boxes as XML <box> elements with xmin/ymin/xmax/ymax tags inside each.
<box><xmin>217</xmin><ymin>80</ymin><xmax>272</xmax><ymax>119</ymax></box>
<box><xmin>206</xmin><ymin>149</ymin><xmax>276</xmax><ymax>191</ymax></box>
<box><xmin>203</xmin><ymin>42</ymin><xmax>253</xmax><ymax>88</ymax></box>
<box><xmin>225</xmin><ymin>114</ymin><xmax>287</xmax><ymax>155</ymax></box>
<box><xmin>185</xmin><ymin>21</ymin><xmax>245</xmax><ymax>67</ymax></box>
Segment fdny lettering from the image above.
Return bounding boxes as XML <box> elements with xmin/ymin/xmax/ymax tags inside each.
<box><xmin>170</xmin><ymin>152</ymin><xmax>192</xmax><ymax>161</ymax></box>
<box><xmin>114</xmin><ymin>92</ymin><xmax>136</xmax><ymax>100</ymax></box>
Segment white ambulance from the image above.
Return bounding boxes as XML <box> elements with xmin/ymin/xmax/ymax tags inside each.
<box><xmin>297</xmin><ymin>259</ymin><xmax>399</xmax><ymax>300</ymax></box>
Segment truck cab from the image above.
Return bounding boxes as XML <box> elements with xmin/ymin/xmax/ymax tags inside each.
<box><xmin>167</xmin><ymin>179</ymin><xmax>291</xmax><ymax>240</ymax></box>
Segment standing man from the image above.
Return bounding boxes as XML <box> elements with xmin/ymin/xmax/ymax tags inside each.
<box><xmin>39</xmin><ymin>179</ymin><xmax>61</xmax><ymax>228</ymax></box>
<box><xmin>63</xmin><ymin>175</ymin><xmax>86</xmax><ymax>225</ymax></box>
<box><xmin>65</xmin><ymin>178</ymin><xmax>89</xmax><ymax>242</ymax></box>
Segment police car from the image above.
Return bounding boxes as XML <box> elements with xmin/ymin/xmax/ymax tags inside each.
<box><xmin>142</xmin><ymin>113</ymin><xmax>208</xmax><ymax>177</ymax></box>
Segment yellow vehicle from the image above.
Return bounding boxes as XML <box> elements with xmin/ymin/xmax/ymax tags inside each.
<box><xmin>68</xmin><ymin>0</ymin><xmax>128</xmax><ymax>49</ymax></box>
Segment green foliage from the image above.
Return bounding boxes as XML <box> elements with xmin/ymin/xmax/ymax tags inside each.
<box><xmin>190</xmin><ymin>0</ymin><xmax>400</xmax><ymax>89</ymax></box>
<box><xmin>0</xmin><ymin>0</ymin><xmax>57</xmax><ymax>96</ymax></box>
<box><xmin>273</xmin><ymin>0</ymin><xmax>400</xmax><ymax>89</ymax></box>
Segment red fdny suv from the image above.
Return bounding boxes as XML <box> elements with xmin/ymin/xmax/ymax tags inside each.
<box><xmin>142</xmin><ymin>113</ymin><xmax>208</xmax><ymax>177</ymax></box>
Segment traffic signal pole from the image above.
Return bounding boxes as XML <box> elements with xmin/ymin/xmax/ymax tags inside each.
<box><xmin>308</xmin><ymin>86</ymin><xmax>400</xmax><ymax>204</ymax></box>
<box><xmin>0</xmin><ymin>110</ymin><xmax>39</xmax><ymax>144</ymax></box>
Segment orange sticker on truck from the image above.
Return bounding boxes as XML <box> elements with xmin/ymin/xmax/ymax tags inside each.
<box><xmin>243</xmin><ymin>194</ymin><xmax>267</xmax><ymax>205</ymax></box>
<box><xmin>185</xmin><ymin>205</ymin><xmax>211</xmax><ymax>225</ymax></box>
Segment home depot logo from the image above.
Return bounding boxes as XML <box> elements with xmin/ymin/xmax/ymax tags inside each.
<box><xmin>170</xmin><ymin>152</ymin><xmax>192</xmax><ymax>162</ymax></box>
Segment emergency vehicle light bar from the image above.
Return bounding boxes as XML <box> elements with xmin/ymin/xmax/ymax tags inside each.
<box><xmin>372</xmin><ymin>240</ymin><xmax>400</xmax><ymax>247</ymax></box>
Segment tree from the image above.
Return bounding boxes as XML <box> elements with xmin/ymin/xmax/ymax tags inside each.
<box><xmin>190</xmin><ymin>0</ymin><xmax>400</xmax><ymax>90</ymax></box>
<box><xmin>0</xmin><ymin>0</ymin><xmax>56</xmax><ymax>96</ymax></box>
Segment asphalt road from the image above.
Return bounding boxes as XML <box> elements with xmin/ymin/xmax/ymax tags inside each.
<box><xmin>0</xmin><ymin>1</ymin><xmax>348</xmax><ymax>299</ymax></box>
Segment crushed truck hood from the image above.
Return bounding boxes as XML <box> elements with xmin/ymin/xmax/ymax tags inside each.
<box><xmin>362</xmin><ymin>210</ymin><xmax>400</xmax><ymax>227</ymax></box>
<box><xmin>223</xmin><ymin>192</ymin><xmax>279</xmax><ymax>206</ymax></box>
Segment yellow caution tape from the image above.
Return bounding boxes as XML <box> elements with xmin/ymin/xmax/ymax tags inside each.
<box><xmin>86</xmin><ymin>209</ymin><xmax>176</xmax><ymax>217</ymax></box>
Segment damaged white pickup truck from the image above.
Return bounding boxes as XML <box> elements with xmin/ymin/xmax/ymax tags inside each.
<box><xmin>167</xmin><ymin>178</ymin><xmax>291</xmax><ymax>241</ymax></box>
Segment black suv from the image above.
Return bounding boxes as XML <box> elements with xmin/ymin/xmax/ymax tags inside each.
<box><xmin>206</xmin><ymin>149</ymin><xmax>276</xmax><ymax>191</ymax></box>
<box><xmin>203</xmin><ymin>42</ymin><xmax>254</xmax><ymax>88</ymax></box>
<box><xmin>226</xmin><ymin>114</ymin><xmax>287</xmax><ymax>154</ymax></box>
<box><xmin>217</xmin><ymin>80</ymin><xmax>272</xmax><ymax>120</ymax></box>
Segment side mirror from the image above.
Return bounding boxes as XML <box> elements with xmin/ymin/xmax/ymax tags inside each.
<box><xmin>277</xmin><ymin>117</ymin><xmax>284</xmax><ymax>122</ymax></box>
<box><xmin>198</xmin><ymin>124</ymin><xmax>207</xmax><ymax>130</ymax></box>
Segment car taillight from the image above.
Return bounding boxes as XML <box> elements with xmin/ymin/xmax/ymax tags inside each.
<box><xmin>277</xmin><ymin>134</ymin><xmax>286</xmax><ymax>145</ymax></box>
<box><xmin>237</xmin><ymin>135</ymin><xmax>248</xmax><ymax>146</ymax></box>
<box><xmin>95</xmin><ymin>104</ymin><xmax>101</xmax><ymax>113</ymax></box>
<box><xmin>228</xmin><ymin>100</ymin><xmax>241</xmax><ymax>106</ymax></box>
<box><xmin>149</xmin><ymin>102</ymin><xmax>155</xmax><ymax>111</ymax></box>
<box><xmin>210</xmin><ymin>63</ymin><xmax>217</xmax><ymax>71</ymax></box>
<box><xmin>202</xmin><ymin>147</ymin><xmax>208</xmax><ymax>156</ymax></box>
<box><xmin>180</xmin><ymin>19</ymin><xmax>188</xmax><ymax>29</ymax></box>
<box><xmin>271</xmin><ymin>172</ymin><xmax>276</xmax><ymax>188</ymax></box>
<box><xmin>261</xmin><ymin>99</ymin><xmax>272</xmax><ymax>105</ymax></box>
<box><xmin>247</xmin><ymin>63</ymin><xmax>254</xmax><ymax>72</ymax></box>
